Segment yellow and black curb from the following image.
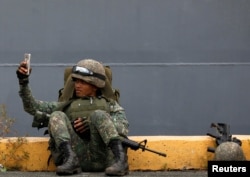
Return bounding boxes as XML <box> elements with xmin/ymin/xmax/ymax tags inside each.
<box><xmin>0</xmin><ymin>135</ymin><xmax>250</xmax><ymax>171</ymax></box>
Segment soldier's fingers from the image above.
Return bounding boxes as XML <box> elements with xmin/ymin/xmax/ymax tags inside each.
<box><xmin>74</xmin><ymin>121</ymin><xmax>82</xmax><ymax>128</ymax></box>
<box><xmin>18</xmin><ymin>66</ymin><xmax>28</xmax><ymax>74</ymax></box>
<box><xmin>74</xmin><ymin>122</ymin><xmax>89</xmax><ymax>133</ymax></box>
<box><xmin>74</xmin><ymin>118</ymin><xmax>82</xmax><ymax>124</ymax></box>
<box><xmin>76</xmin><ymin>126</ymin><xmax>84</xmax><ymax>133</ymax></box>
<box><xmin>19</xmin><ymin>60</ymin><xmax>27</xmax><ymax>67</ymax></box>
<box><xmin>18</xmin><ymin>61</ymin><xmax>28</xmax><ymax>72</ymax></box>
<box><xmin>78</xmin><ymin>125</ymin><xmax>89</xmax><ymax>133</ymax></box>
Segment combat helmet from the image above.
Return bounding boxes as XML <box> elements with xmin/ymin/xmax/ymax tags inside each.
<box><xmin>71</xmin><ymin>59</ymin><xmax>106</xmax><ymax>88</ymax></box>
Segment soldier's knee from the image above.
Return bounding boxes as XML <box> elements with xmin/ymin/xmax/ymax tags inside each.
<box><xmin>49</xmin><ymin>111</ymin><xmax>67</xmax><ymax>124</ymax></box>
<box><xmin>90</xmin><ymin>110</ymin><xmax>108</xmax><ymax>122</ymax></box>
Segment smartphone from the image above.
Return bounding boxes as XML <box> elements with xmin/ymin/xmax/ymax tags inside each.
<box><xmin>24</xmin><ymin>53</ymin><xmax>31</xmax><ymax>75</ymax></box>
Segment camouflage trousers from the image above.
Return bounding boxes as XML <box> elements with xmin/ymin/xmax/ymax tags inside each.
<box><xmin>48</xmin><ymin>110</ymin><xmax>129</xmax><ymax>171</ymax></box>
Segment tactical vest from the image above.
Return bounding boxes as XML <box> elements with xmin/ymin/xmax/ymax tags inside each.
<box><xmin>64</xmin><ymin>97</ymin><xmax>111</xmax><ymax>122</ymax></box>
<box><xmin>32</xmin><ymin>96</ymin><xmax>111</xmax><ymax>129</ymax></box>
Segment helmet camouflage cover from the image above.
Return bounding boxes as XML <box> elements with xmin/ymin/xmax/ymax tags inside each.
<box><xmin>71</xmin><ymin>59</ymin><xmax>106</xmax><ymax>88</ymax></box>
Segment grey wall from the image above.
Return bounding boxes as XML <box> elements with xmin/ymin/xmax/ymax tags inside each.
<box><xmin>1</xmin><ymin>0</ymin><xmax>250</xmax><ymax>136</ymax></box>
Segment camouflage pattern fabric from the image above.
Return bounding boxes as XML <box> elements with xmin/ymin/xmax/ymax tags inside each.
<box><xmin>18</xmin><ymin>84</ymin><xmax>129</xmax><ymax>171</ymax></box>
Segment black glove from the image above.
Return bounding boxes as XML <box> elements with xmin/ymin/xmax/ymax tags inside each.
<box><xmin>16</xmin><ymin>70</ymin><xmax>29</xmax><ymax>85</ymax></box>
<box><xmin>72</xmin><ymin>118</ymin><xmax>90</xmax><ymax>140</ymax></box>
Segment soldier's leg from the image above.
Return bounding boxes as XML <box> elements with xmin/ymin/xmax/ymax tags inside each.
<box><xmin>90</xmin><ymin>110</ymin><xmax>128</xmax><ymax>176</ymax></box>
<box><xmin>48</xmin><ymin>111</ymin><xmax>81</xmax><ymax>175</ymax></box>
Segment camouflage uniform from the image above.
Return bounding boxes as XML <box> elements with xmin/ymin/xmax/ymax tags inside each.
<box><xmin>18</xmin><ymin>84</ymin><xmax>129</xmax><ymax>171</ymax></box>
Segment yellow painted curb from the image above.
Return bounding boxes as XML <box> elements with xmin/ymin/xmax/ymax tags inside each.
<box><xmin>0</xmin><ymin>135</ymin><xmax>249</xmax><ymax>171</ymax></box>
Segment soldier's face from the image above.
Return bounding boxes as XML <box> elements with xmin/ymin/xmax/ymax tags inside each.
<box><xmin>73</xmin><ymin>78</ymin><xmax>97</xmax><ymax>97</ymax></box>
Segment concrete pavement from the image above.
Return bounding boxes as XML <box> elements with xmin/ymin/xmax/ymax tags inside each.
<box><xmin>0</xmin><ymin>171</ymin><xmax>208</xmax><ymax>177</ymax></box>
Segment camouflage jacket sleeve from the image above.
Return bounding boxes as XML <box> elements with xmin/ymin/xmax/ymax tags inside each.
<box><xmin>110</xmin><ymin>100</ymin><xmax>125</xmax><ymax>112</ymax></box>
<box><xmin>18</xmin><ymin>84</ymin><xmax>63</xmax><ymax>116</ymax></box>
<box><xmin>109</xmin><ymin>101</ymin><xmax>129</xmax><ymax>136</ymax></box>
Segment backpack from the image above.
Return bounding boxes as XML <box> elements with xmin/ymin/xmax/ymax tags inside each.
<box><xmin>58</xmin><ymin>66</ymin><xmax>120</xmax><ymax>103</ymax></box>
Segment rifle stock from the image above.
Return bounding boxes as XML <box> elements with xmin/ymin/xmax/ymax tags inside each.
<box><xmin>206</xmin><ymin>122</ymin><xmax>242</xmax><ymax>153</ymax></box>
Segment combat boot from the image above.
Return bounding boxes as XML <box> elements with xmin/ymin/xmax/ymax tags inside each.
<box><xmin>105</xmin><ymin>139</ymin><xmax>129</xmax><ymax>176</ymax></box>
<box><xmin>56</xmin><ymin>141</ymin><xmax>81</xmax><ymax>175</ymax></box>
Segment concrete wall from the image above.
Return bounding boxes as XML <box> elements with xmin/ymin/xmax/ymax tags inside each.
<box><xmin>1</xmin><ymin>0</ymin><xmax>250</xmax><ymax>136</ymax></box>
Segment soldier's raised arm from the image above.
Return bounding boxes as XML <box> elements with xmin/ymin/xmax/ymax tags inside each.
<box><xmin>16</xmin><ymin>59</ymin><xmax>59</xmax><ymax>117</ymax></box>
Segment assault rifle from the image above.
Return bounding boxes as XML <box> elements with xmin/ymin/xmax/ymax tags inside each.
<box><xmin>121</xmin><ymin>138</ymin><xmax>167</xmax><ymax>157</ymax></box>
<box><xmin>206</xmin><ymin>123</ymin><xmax>242</xmax><ymax>153</ymax></box>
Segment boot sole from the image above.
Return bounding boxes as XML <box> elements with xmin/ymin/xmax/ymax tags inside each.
<box><xmin>56</xmin><ymin>167</ymin><xmax>82</xmax><ymax>176</ymax></box>
<box><xmin>105</xmin><ymin>169</ymin><xmax>129</xmax><ymax>176</ymax></box>
<box><xmin>105</xmin><ymin>164</ymin><xmax>129</xmax><ymax>176</ymax></box>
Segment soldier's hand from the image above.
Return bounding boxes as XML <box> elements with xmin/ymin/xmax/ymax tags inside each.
<box><xmin>16</xmin><ymin>60</ymin><xmax>31</xmax><ymax>79</ymax></box>
<box><xmin>73</xmin><ymin>117</ymin><xmax>90</xmax><ymax>133</ymax></box>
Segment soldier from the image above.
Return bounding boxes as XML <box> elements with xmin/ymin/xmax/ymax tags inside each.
<box><xmin>16</xmin><ymin>59</ymin><xmax>129</xmax><ymax>176</ymax></box>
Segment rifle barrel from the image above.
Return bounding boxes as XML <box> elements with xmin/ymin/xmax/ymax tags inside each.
<box><xmin>143</xmin><ymin>147</ymin><xmax>167</xmax><ymax>157</ymax></box>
